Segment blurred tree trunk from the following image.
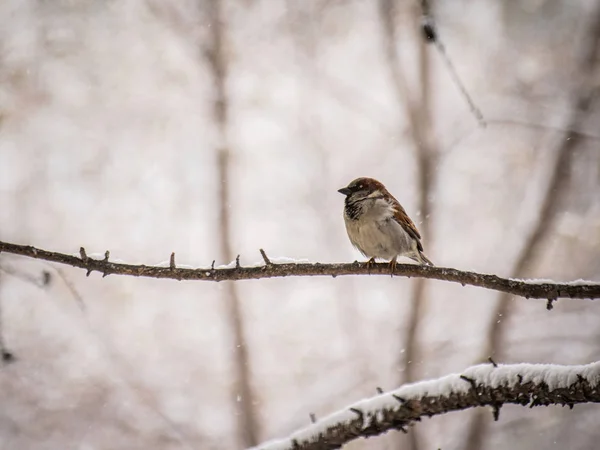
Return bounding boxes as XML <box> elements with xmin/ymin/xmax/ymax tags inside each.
<box><xmin>205</xmin><ymin>0</ymin><xmax>260</xmax><ymax>447</ymax></box>
<box><xmin>378</xmin><ymin>1</ymin><xmax>438</xmax><ymax>449</ymax></box>
<box><xmin>464</xmin><ymin>4</ymin><xmax>600</xmax><ymax>450</ymax></box>
<box><xmin>284</xmin><ymin>0</ymin><xmax>377</xmax><ymax>399</ymax></box>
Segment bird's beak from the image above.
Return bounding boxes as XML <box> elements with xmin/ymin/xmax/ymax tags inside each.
<box><xmin>337</xmin><ymin>187</ymin><xmax>352</xmax><ymax>196</ymax></box>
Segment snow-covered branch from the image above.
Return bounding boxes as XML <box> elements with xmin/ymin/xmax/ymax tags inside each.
<box><xmin>0</xmin><ymin>240</ymin><xmax>599</xmax><ymax>302</ymax></box>
<box><xmin>251</xmin><ymin>361</ymin><xmax>600</xmax><ymax>450</ymax></box>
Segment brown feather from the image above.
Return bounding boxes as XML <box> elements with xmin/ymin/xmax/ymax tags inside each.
<box><xmin>390</xmin><ymin>198</ymin><xmax>424</xmax><ymax>252</ymax></box>
<box><xmin>363</xmin><ymin>178</ymin><xmax>425</xmax><ymax>252</ymax></box>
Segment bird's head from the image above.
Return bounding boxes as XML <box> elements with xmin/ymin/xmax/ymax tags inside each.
<box><xmin>337</xmin><ymin>177</ymin><xmax>387</xmax><ymax>202</ymax></box>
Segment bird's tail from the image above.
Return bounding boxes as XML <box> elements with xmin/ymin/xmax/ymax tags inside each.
<box><xmin>418</xmin><ymin>252</ymin><xmax>434</xmax><ymax>266</ymax></box>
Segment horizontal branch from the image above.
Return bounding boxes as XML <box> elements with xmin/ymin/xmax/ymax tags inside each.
<box><xmin>250</xmin><ymin>360</ymin><xmax>600</xmax><ymax>450</ymax></box>
<box><xmin>0</xmin><ymin>240</ymin><xmax>599</xmax><ymax>302</ymax></box>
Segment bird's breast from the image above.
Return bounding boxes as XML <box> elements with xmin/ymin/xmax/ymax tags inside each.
<box><xmin>344</xmin><ymin>215</ymin><xmax>414</xmax><ymax>260</ymax></box>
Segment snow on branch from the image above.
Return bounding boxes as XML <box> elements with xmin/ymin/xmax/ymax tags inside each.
<box><xmin>0</xmin><ymin>240</ymin><xmax>599</xmax><ymax>302</ymax></box>
<box><xmin>251</xmin><ymin>361</ymin><xmax>600</xmax><ymax>450</ymax></box>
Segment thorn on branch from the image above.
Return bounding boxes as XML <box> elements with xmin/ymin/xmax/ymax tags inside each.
<box><xmin>392</xmin><ymin>395</ymin><xmax>408</xmax><ymax>408</ymax></box>
<box><xmin>309</xmin><ymin>413</ymin><xmax>316</xmax><ymax>424</ymax></box>
<box><xmin>487</xmin><ymin>357</ymin><xmax>498</xmax><ymax>367</ymax></box>
<box><xmin>546</xmin><ymin>298</ymin><xmax>556</xmax><ymax>310</ymax></box>
<box><xmin>235</xmin><ymin>255</ymin><xmax>241</xmax><ymax>269</ymax></box>
<box><xmin>349</xmin><ymin>407</ymin><xmax>364</xmax><ymax>421</ymax></box>
<box><xmin>259</xmin><ymin>249</ymin><xmax>271</xmax><ymax>266</ymax></box>
<box><xmin>376</xmin><ymin>387</ymin><xmax>384</xmax><ymax>394</ymax></box>
<box><xmin>102</xmin><ymin>251</ymin><xmax>110</xmax><ymax>278</ymax></box>
<box><xmin>392</xmin><ymin>394</ymin><xmax>405</xmax><ymax>403</ymax></box>
<box><xmin>81</xmin><ymin>248</ymin><xmax>92</xmax><ymax>276</ymax></box>
<box><xmin>460</xmin><ymin>375</ymin><xmax>477</xmax><ymax>390</ymax></box>
<box><xmin>492</xmin><ymin>404</ymin><xmax>501</xmax><ymax>421</ymax></box>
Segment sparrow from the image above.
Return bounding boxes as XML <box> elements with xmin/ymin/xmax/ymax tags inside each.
<box><xmin>338</xmin><ymin>177</ymin><xmax>433</xmax><ymax>270</ymax></box>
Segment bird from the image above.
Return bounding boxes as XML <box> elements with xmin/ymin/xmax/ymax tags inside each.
<box><xmin>338</xmin><ymin>177</ymin><xmax>433</xmax><ymax>271</ymax></box>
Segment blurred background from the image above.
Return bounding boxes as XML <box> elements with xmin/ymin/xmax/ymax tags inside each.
<box><xmin>0</xmin><ymin>0</ymin><xmax>599</xmax><ymax>449</ymax></box>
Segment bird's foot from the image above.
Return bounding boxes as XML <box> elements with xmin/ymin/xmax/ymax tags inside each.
<box><xmin>388</xmin><ymin>257</ymin><xmax>397</xmax><ymax>277</ymax></box>
<box><xmin>366</xmin><ymin>257</ymin><xmax>376</xmax><ymax>274</ymax></box>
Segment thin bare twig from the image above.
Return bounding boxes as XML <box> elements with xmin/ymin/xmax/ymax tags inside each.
<box><xmin>50</xmin><ymin>268</ymin><xmax>195</xmax><ymax>449</ymax></box>
<box><xmin>486</xmin><ymin>119</ymin><xmax>600</xmax><ymax>142</ymax></box>
<box><xmin>418</xmin><ymin>0</ymin><xmax>486</xmax><ymax>126</ymax></box>
<box><xmin>430</xmin><ymin>38</ymin><xmax>486</xmax><ymax>126</ymax></box>
<box><xmin>0</xmin><ymin>262</ymin><xmax>47</xmax><ymax>288</ymax></box>
<box><xmin>250</xmin><ymin>360</ymin><xmax>600</xmax><ymax>450</ymax></box>
<box><xmin>0</xmin><ymin>261</ymin><xmax>55</xmax><ymax>362</ymax></box>
<box><xmin>259</xmin><ymin>249</ymin><xmax>271</xmax><ymax>266</ymax></box>
<box><xmin>53</xmin><ymin>267</ymin><xmax>87</xmax><ymax>312</ymax></box>
<box><xmin>1</xmin><ymin>261</ymin><xmax>194</xmax><ymax>447</ymax></box>
<box><xmin>0</xmin><ymin>240</ymin><xmax>599</xmax><ymax>300</ymax></box>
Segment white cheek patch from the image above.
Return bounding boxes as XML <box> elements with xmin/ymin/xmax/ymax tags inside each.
<box><xmin>365</xmin><ymin>190</ymin><xmax>382</xmax><ymax>198</ymax></box>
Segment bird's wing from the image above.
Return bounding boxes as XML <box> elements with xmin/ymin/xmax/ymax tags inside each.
<box><xmin>391</xmin><ymin>202</ymin><xmax>424</xmax><ymax>252</ymax></box>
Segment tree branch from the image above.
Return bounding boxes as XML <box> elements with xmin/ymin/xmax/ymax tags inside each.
<box><xmin>0</xmin><ymin>240</ymin><xmax>598</xmax><ymax>301</ymax></box>
<box><xmin>250</xmin><ymin>360</ymin><xmax>600</xmax><ymax>450</ymax></box>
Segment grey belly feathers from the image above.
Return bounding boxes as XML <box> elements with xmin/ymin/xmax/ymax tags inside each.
<box><xmin>345</xmin><ymin>216</ymin><xmax>417</xmax><ymax>260</ymax></box>
<box><xmin>343</xmin><ymin>199</ymin><xmax>419</xmax><ymax>261</ymax></box>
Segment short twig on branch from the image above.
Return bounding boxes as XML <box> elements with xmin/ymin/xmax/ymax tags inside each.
<box><xmin>0</xmin><ymin>241</ymin><xmax>598</xmax><ymax>301</ymax></box>
<box><xmin>249</xmin><ymin>360</ymin><xmax>600</xmax><ymax>450</ymax></box>
<box><xmin>259</xmin><ymin>249</ymin><xmax>272</xmax><ymax>266</ymax></box>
